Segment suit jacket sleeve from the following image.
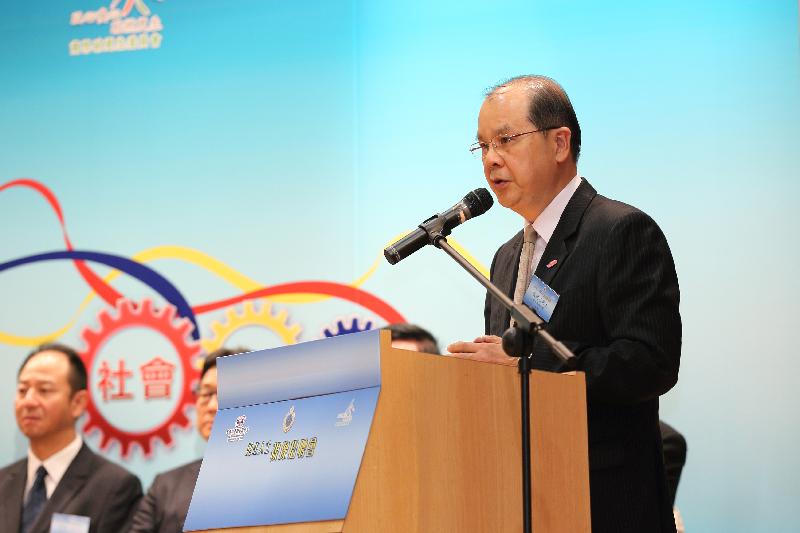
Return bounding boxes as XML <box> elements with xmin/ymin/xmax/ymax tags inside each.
<box><xmin>569</xmin><ymin>209</ymin><xmax>681</xmax><ymax>404</ymax></box>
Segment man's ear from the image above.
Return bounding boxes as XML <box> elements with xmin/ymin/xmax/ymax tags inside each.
<box><xmin>70</xmin><ymin>389</ymin><xmax>89</xmax><ymax>419</ymax></box>
<box><xmin>553</xmin><ymin>127</ymin><xmax>572</xmax><ymax>164</ymax></box>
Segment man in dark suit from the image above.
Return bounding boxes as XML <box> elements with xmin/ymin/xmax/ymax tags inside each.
<box><xmin>0</xmin><ymin>344</ymin><xmax>142</xmax><ymax>533</ymax></box>
<box><xmin>128</xmin><ymin>347</ymin><xmax>246</xmax><ymax>533</ymax></box>
<box><xmin>448</xmin><ymin>75</ymin><xmax>681</xmax><ymax>532</ymax></box>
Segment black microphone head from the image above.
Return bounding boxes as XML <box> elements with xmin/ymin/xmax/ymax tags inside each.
<box><xmin>463</xmin><ymin>188</ymin><xmax>494</xmax><ymax>218</ymax></box>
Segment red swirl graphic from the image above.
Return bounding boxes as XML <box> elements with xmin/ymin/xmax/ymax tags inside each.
<box><xmin>193</xmin><ymin>281</ymin><xmax>405</xmax><ymax>323</ymax></box>
<box><xmin>1</xmin><ymin>179</ymin><xmax>405</xmax><ymax>325</ymax></box>
<box><xmin>1</xmin><ymin>179</ymin><xmax>123</xmax><ymax>305</ymax></box>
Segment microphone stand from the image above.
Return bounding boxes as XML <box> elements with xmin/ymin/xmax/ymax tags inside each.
<box><xmin>422</xmin><ymin>222</ymin><xmax>576</xmax><ymax>533</ymax></box>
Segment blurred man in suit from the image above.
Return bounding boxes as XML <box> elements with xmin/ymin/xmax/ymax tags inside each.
<box><xmin>0</xmin><ymin>343</ymin><xmax>142</xmax><ymax>533</ymax></box>
<box><xmin>129</xmin><ymin>347</ymin><xmax>248</xmax><ymax>533</ymax></box>
<box><xmin>448</xmin><ymin>75</ymin><xmax>681</xmax><ymax>532</ymax></box>
<box><xmin>660</xmin><ymin>420</ymin><xmax>687</xmax><ymax>507</ymax></box>
<box><xmin>385</xmin><ymin>323</ymin><xmax>440</xmax><ymax>354</ymax></box>
<box><xmin>660</xmin><ymin>420</ymin><xmax>688</xmax><ymax>532</ymax></box>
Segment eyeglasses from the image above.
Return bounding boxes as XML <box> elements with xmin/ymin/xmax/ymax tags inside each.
<box><xmin>469</xmin><ymin>127</ymin><xmax>558</xmax><ymax>158</ymax></box>
<box><xmin>195</xmin><ymin>389</ymin><xmax>217</xmax><ymax>404</ymax></box>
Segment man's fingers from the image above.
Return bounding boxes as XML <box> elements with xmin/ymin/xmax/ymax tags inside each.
<box><xmin>447</xmin><ymin>337</ymin><xmax>516</xmax><ymax>366</ymax></box>
<box><xmin>448</xmin><ymin>336</ymin><xmax>503</xmax><ymax>355</ymax></box>
<box><xmin>446</xmin><ymin>341</ymin><xmax>479</xmax><ymax>354</ymax></box>
<box><xmin>473</xmin><ymin>335</ymin><xmax>502</xmax><ymax>344</ymax></box>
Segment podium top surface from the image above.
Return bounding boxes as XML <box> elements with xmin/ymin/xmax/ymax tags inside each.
<box><xmin>216</xmin><ymin>330</ymin><xmax>382</xmax><ymax>409</ymax></box>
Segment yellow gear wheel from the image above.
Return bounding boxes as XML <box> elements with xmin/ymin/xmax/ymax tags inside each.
<box><xmin>200</xmin><ymin>300</ymin><xmax>301</xmax><ymax>357</ymax></box>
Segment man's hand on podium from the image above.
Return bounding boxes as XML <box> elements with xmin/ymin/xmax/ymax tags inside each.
<box><xmin>446</xmin><ymin>335</ymin><xmax>517</xmax><ymax>366</ymax></box>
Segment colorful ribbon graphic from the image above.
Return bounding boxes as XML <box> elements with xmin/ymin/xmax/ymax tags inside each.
<box><xmin>1</xmin><ymin>178</ymin><xmax>489</xmax><ymax>346</ymax></box>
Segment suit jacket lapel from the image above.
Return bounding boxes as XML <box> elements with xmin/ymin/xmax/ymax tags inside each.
<box><xmin>0</xmin><ymin>459</ymin><xmax>26</xmax><ymax>533</ymax></box>
<box><xmin>492</xmin><ymin>230</ymin><xmax>523</xmax><ymax>332</ymax></box>
<box><xmin>534</xmin><ymin>179</ymin><xmax>597</xmax><ymax>286</ymax></box>
<box><xmin>31</xmin><ymin>443</ymin><xmax>93</xmax><ymax>533</ymax></box>
<box><xmin>500</xmin><ymin>230</ymin><xmax>524</xmax><ymax>299</ymax></box>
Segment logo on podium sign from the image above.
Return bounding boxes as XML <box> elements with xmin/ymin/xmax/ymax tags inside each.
<box><xmin>282</xmin><ymin>406</ymin><xmax>296</xmax><ymax>433</ymax></box>
<box><xmin>226</xmin><ymin>415</ymin><xmax>250</xmax><ymax>442</ymax></box>
<box><xmin>335</xmin><ymin>399</ymin><xmax>355</xmax><ymax>427</ymax></box>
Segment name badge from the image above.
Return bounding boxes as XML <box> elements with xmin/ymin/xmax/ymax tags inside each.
<box><xmin>51</xmin><ymin>513</ymin><xmax>90</xmax><ymax>533</ymax></box>
<box><xmin>522</xmin><ymin>274</ymin><xmax>559</xmax><ymax>322</ymax></box>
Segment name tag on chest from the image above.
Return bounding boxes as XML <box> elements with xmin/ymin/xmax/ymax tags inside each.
<box><xmin>522</xmin><ymin>274</ymin><xmax>560</xmax><ymax>322</ymax></box>
<box><xmin>51</xmin><ymin>513</ymin><xmax>90</xmax><ymax>533</ymax></box>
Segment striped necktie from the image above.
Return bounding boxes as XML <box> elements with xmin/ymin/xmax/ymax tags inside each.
<box><xmin>511</xmin><ymin>225</ymin><xmax>536</xmax><ymax>326</ymax></box>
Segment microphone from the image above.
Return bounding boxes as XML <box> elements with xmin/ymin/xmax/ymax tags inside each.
<box><xmin>384</xmin><ymin>188</ymin><xmax>493</xmax><ymax>265</ymax></box>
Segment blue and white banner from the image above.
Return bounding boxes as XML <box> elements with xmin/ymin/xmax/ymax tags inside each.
<box><xmin>2</xmin><ymin>3</ymin><xmax>798</xmax><ymax>532</ymax></box>
<box><xmin>185</xmin><ymin>330</ymin><xmax>381</xmax><ymax>531</ymax></box>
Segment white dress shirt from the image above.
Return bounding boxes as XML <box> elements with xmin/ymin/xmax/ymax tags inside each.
<box><xmin>528</xmin><ymin>174</ymin><xmax>583</xmax><ymax>272</ymax></box>
<box><xmin>25</xmin><ymin>434</ymin><xmax>83</xmax><ymax>500</ymax></box>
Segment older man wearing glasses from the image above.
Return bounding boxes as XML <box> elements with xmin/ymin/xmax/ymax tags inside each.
<box><xmin>448</xmin><ymin>76</ymin><xmax>682</xmax><ymax>533</ymax></box>
<box><xmin>129</xmin><ymin>347</ymin><xmax>248</xmax><ymax>533</ymax></box>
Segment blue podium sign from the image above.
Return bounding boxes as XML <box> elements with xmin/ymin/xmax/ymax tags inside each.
<box><xmin>184</xmin><ymin>330</ymin><xmax>382</xmax><ymax>531</ymax></box>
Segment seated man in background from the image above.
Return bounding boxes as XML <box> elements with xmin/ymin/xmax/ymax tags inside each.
<box><xmin>659</xmin><ymin>420</ymin><xmax>687</xmax><ymax>507</ymax></box>
<box><xmin>385</xmin><ymin>323</ymin><xmax>440</xmax><ymax>354</ymax></box>
<box><xmin>0</xmin><ymin>343</ymin><xmax>142</xmax><ymax>533</ymax></box>
<box><xmin>660</xmin><ymin>420</ymin><xmax>688</xmax><ymax>533</ymax></box>
<box><xmin>129</xmin><ymin>347</ymin><xmax>248</xmax><ymax>533</ymax></box>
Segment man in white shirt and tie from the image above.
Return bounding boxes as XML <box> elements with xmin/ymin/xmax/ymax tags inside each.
<box><xmin>0</xmin><ymin>343</ymin><xmax>142</xmax><ymax>533</ymax></box>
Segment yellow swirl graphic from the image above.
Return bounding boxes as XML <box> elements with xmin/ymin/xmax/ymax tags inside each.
<box><xmin>0</xmin><ymin>239</ymin><xmax>488</xmax><ymax>347</ymax></box>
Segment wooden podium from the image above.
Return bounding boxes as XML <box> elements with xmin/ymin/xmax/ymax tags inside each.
<box><xmin>198</xmin><ymin>331</ymin><xmax>590</xmax><ymax>533</ymax></box>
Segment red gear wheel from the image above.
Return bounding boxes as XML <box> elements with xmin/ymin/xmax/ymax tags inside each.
<box><xmin>79</xmin><ymin>298</ymin><xmax>202</xmax><ymax>458</ymax></box>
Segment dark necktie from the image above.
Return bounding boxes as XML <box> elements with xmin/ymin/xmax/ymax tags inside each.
<box><xmin>21</xmin><ymin>465</ymin><xmax>48</xmax><ymax>533</ymax></box>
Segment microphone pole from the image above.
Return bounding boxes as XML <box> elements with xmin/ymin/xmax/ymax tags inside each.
<box><xmin>424</xmin><ymin>229</ymin><xmax>576</xmax><ymax>533</ymax></box>
<box><xmin>433</xmin><ymin>234</ymin><xmax>574</xmax><ymax>363</ymax></box>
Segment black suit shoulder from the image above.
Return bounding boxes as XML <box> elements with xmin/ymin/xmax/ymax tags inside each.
<box><xmin>0</xmin><ymin>457</ymin><xmax>27</xmax><ymax>533</ymax></box>
<box><xmin>0</xmin><ymin>457</ymin><xmax>26</xmax><ymax>469</ymax></box>
<box><xmin>563</xmin><ymin>192</ymin><xmax>661</xmax><ymax>262</ymax></box>
<box><xmin>585</xmin><ymin>192</ymin><xmax>641</xmax><ymax>218</ymax></box>
<box><xmin>0</xmin><ymin>456</ymin><xmax>27</xmax><ymax>476</ymax></box>
<box><xmin>582</xmin><ymin>193</ymin><xmax>668</xmax><ymax>241</ymax></box>
<box><xmin>56</xmin><ymin>444</ymin><xmax>143</xmax><ymax>533</ymax></box>
<box><xmin>0</xmin><ymin>443</ymin><xmax>143</xmax><ymax>533</ymax></box>
<box><xmin>151</xmin><ymin>458</ymin><xmax>202</xmax><ymax>487</ymax></box>
<box><xmin>84</xmin><ymin>444</ymin><xmax>141</xmax><ymax>481</ymax></box>
<box><xmin>129</xmin><ymin>459</ymin><xmax>202</xmax><ymax>533</ymax></box>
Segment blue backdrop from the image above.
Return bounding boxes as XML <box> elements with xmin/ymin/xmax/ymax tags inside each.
<box><xmin>1</xmin><ymin>1</ymin><xmax>798</xmax><ymax>531</ymax></box>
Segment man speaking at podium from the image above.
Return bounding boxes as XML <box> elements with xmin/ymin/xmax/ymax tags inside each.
<box><xmin>448</xmin><ymin>76</ymin><xmax>681</xmax><ymax>533</ymax></box>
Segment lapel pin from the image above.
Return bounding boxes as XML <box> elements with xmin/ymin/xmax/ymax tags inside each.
<box><xmin>546</xmin><ymin>259</ymin><xmax>558</xmax><ymax>269</ymax></box>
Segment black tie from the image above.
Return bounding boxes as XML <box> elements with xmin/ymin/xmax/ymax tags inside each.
<box><xmin>21</xmin><ymin>465</ymin><xmax>47</xmax><ymax>533</ymax></box>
